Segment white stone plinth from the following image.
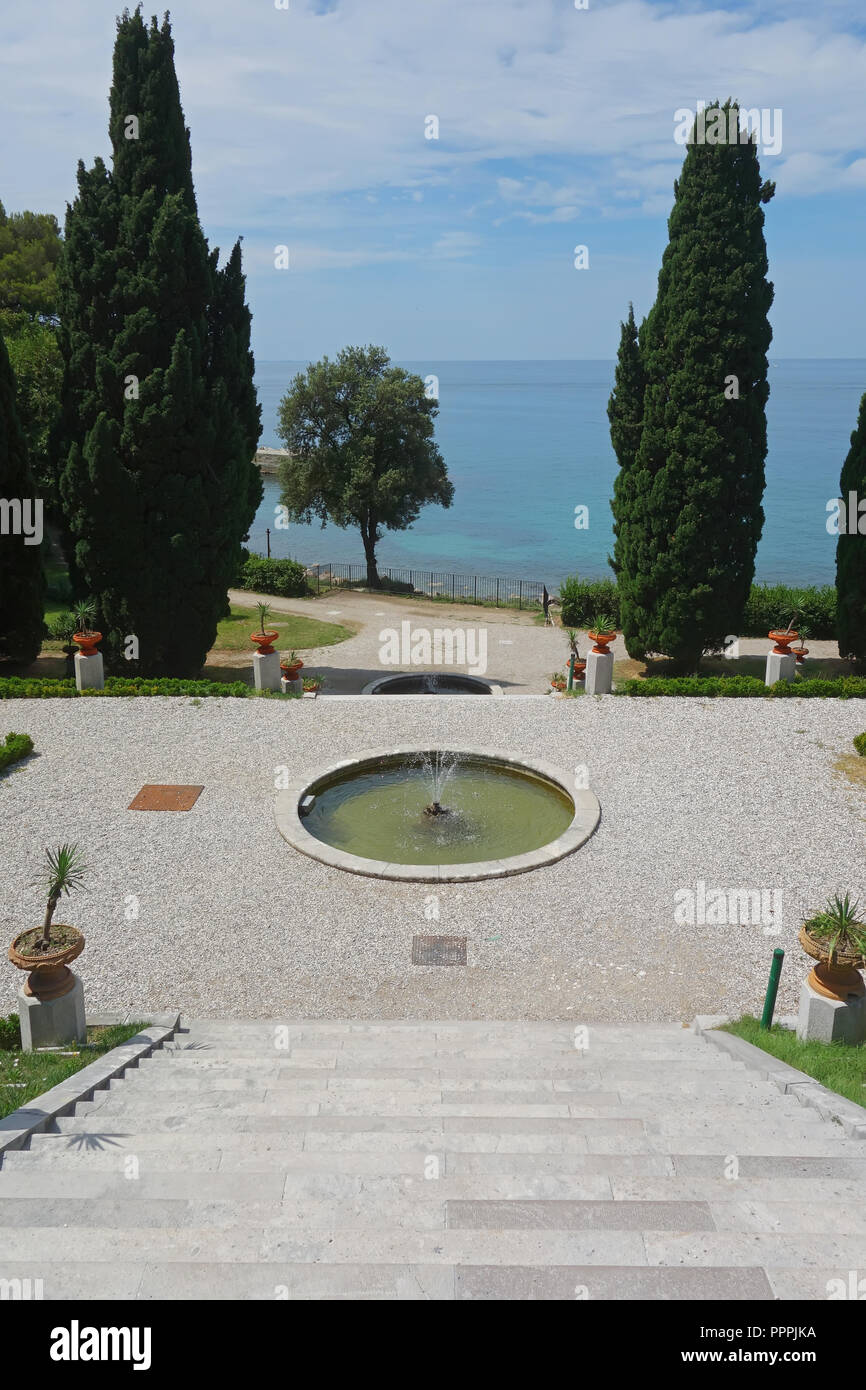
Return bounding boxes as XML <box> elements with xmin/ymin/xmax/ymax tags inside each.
<box><xmin>765</xmin><ymin>649</ymin><xmax>796</xmax><ymax>686</ymax></box>
<box><xmin>796</xmin><ymin>978</ymin><xmax>866</xmax><ymax>1044</ymax></box>
<box><xmin>18</xmin><ymin>973</ymin><xmax>86</xmax><ymax>1051</ymax></box>
<box><xmin>584</xmin><ymin>648</ymin><xmax>613</xmax><ymax>696</ymax></box>
<box><xmin>74</xmin><ymin>651</ymin><xmax>104</xmax><ymax>692</ymax></box>
<box><xmin>280</xmin><ymin>676</ymin><xmax>303</xmax><ymax>696</ymax></box>
<box><xmin>252</xmin><ymin>649</ymin><xmax>281</xmax><ymax>692</ymax></box>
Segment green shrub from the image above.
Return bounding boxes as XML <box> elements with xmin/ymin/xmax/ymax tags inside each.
<box><xmin>556</xmin><ymin>576</ymin><xmax>837</xmax><ymax>638</ymax></box>
<box><xmin>0</xmin><ymin>677</ymin><xmax>251</xmax><ymax>699</ymax></box>
<box><xmin>742</xmin><ymin>584</ymin><xmax>836</xmax><ymax>639</ymax></box>
<box><xmin>0</xmin><ymin>1014</ymin><xmax>21</xmax><ymax>1050</ymax></box>
<box><xmin>615</xmin><ymin>675</ymin><xmax>866</xmax><ymax>698</ymax></box>
<box><xmin>0</xmin><ymin>732</ymin><xmax>34</xmax><ymax>769</ymax></box>
<box><xmin>558</xmin><ymin>575</ymin><xmax>620</xmax><ymax>628</ymax></box>
<box><xmin>238</xmin><ymin>555</ymin><xmax>309</xmax><ymax>599</ymax></box>
<box><xmin>854</xmin><ymin>732</ymin><xmax>866</xmax><ymax>757</ymax></box>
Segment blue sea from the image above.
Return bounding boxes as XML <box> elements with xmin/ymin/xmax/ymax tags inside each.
<box><xmin>249</xmin><ymin>360</ymin><xmax>865</xmax><ymax>588</ymax></box>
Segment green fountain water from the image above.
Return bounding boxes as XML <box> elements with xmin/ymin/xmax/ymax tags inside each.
<box><xmin>302</xmin><ymin>752</ymin><xmax>574</xmax><ymax>866</ymax></box>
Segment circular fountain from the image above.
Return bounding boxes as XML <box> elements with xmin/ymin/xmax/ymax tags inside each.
<box><xmin>275</xmin><ymin>747</ymin><xmax>600</xmax><ymax>881</ymax></box>
<box><xmin>361</xmin><ymin>673</ymin><xmax>501</xmax><ymax>695</ymax></box>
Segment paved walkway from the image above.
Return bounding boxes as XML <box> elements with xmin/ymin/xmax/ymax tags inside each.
<box><xmin>228</xmin><ymin>588</ymin><xmax>845</xmax><ymax>694</ymax></box>
<box><xmin>2</xmin><ymin>1020</ymin><xmax>863</xmax><ymax>1300</ymax></box>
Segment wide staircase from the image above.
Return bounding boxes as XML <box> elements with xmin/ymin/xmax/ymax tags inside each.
<box><xmin>2</xmin><ymin>1020</ymin><xmax>865</xmax><ymax>1300</ymax></box>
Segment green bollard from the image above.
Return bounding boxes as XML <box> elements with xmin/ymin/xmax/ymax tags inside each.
<box><xmin>760</xmin><ymin>948</ymin><xmax>785</xmax><ymax>1030</ymax></box>
<box><xmin>567</xmin><ymin>655</ymin><xmax>575</xmax><ymax>691</ymax></box>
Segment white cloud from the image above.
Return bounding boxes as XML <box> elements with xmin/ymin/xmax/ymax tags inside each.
<box><xmin>4</xmin><ymin>0</ymin><xmax>866</xmax><ymax>232</ymax></box>
<box><xmin>432</xmin><ymin>231</ymin><xmax>482</xmax><ymax>259</ymax></box>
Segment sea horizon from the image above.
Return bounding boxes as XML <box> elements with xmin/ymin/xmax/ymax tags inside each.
<box><xmin>249</xmin><ymin>358</ymin><xmax>866</xmax><ymax>589</ymax></box>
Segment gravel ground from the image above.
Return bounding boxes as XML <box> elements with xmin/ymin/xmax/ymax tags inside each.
<box><xmin>0</xmin><ymin>695</ymin><xmax>863</xmax><ymax>1023</ymax></box>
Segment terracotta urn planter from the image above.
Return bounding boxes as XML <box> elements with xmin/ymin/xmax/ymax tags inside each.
<box><xmin>550</xmin><ymin>679</ymin><xmax>566</xmax><ymax>693</ymax></box>
<box><xmin>9</xmin><ymin>925</ymin><xmax>85</xmax><ymax>1001</ymax></box>
<box><xmin>281</xmin><ymin>659</ymin><xmax>304</xmax><ymax>680</ymax></box>
<box><xmin>798</xmin><ymin>922</ymin><xmax>865</xmax><ymax>1001</ymax></box>
<box><xmin>768</xmin><ymin>629</ymin><xmax>799</xmax><ymax>655</ymax></box>
<box><xmin>250</xmin><ymin>630</ymin><xmax>280</xmax><ymax>656</ymax></box>
<box><xmin>571</xmin><ymin>660</ymin><xmax>587</xmax><ymax>679</ymax></box>
<box><xmin>794</xmin><ymin>647</ymin><xmax>809</xmax><ymax>665</ymax></box>
<box><xmin>72</xmin><ymin>630</ymin><xmax>102</xmax><ymax>657</ymax></box>
<box><xmin>588</xmin><ymin>630</ymin><xmax>616</xmax><ymax>655</ymax></box>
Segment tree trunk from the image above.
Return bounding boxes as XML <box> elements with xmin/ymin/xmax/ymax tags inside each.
<box><xmin>361</xmin><ymin>522</ymin><xmax>380</xmax><ymax>589</ymax></box>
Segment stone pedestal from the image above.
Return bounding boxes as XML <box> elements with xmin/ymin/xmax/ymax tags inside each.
<box><xmin>280</xmin><ymin>676</ymin><xmax>303</xmax><ymax>696</ymax></box>
<box><xmin>18</xmin><ymin>973</ymin><xmax>86</xmax><ymax>1051</ymax></box>
<box><xmin>74</xmin><ymin>651</ymin><xmax>104</xmax><ymax>692</ymax></box>
<box><xmin>252</xmin><ymin>650</ymin><xmax>281</xmax><ymax>692</ymax></box>
<box><xmin>584</xmin><ymin>648</ymin><xmax>613</xmax><ymax>696</ymax></box>
<box><xmin>765</xmin><ymin>650</ymin><xmax>795</xmax><ymax>686</ymax></box>
<box><xmin>796</xmin><ymin>978</ymin><xmax>866</xmax><ymax>1044</ymax></box>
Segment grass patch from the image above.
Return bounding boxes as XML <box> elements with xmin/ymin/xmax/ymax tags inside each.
<box><xmin>0</xmin><ymin>1018</ymin><xmax>148</xmax><ymax>1121</ymax></box>
<box><xmin>721</xmin><ymin>1015</ymin><xmax>866</xmax><ymax>1109</ymax></box>
<box><xmin>0</xmin><ymin>731</ymin><xmax>33</xmax><ymax>771</ymax></box>
<box><xmin>212</xmin><ymin>606</ymin><xmax>354</xmax><ymax>652</ymax></box>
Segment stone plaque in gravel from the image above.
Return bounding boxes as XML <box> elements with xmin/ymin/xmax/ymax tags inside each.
<box><xmin>128</xmin><ymin>785</ymin><xmax>204</xmax><ymax>812</ymax></box>
<box><xmin>412</xmin><ymin>935</ymin><xmax>467</xmax><ymax>966</ymax></box>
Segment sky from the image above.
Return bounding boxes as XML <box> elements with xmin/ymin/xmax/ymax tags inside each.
<box><xmin>3</xmin><ymin>0</ymin><xmax>866</xmax><ymax>360</ymax></box>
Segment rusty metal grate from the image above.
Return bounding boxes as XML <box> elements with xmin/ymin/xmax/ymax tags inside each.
<box><xmin>128</xmin><ymin>785</ymin><xmax>204</xmax><ymax>812</ymax></box>
<box><xmin>412</xmin><ymin>935</ymin><xmax>467</xmax><ymax>966</ymax></box>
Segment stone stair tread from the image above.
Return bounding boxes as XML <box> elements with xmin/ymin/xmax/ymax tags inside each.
<box><xmin>1</xmin><ymin>1018</ymin><xmax>861</xmax><ymax>1299</ymax></box>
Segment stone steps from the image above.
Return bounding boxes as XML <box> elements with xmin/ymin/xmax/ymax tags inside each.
<box><xmin>1</xmin><ymin>1019</ymin><xmax>863</xmax><ymax>1299</ymax></box>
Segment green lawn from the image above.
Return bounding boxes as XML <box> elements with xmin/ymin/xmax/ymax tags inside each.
<box><xmin>0</xmin><ymin>1019</ymin><xmax>148</xmax><ymax>1120</ymax></box>
<box><xmin>39</xmin><ymin>602</ymin><xmax>354</xmax><ymax>655</ymax></box>
<box><xmin>722</xmin><ymin>1015</ymin><xmax>866</xmax><ymax>1109</ymax></box>
<box><xmin>214</xmin><ymin>605</ymin><xmax>354</xmax><ymax>651</ymax></box>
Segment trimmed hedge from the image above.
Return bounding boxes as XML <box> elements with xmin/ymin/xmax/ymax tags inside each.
<box><xmin>558</xmin><ymin>575</ymin><xmax>838</xmax><ymax>639</ymax></box>
<box><xmin>854</xmin><ymin>732</ymin><xmax>866</xmax><ymax>756</ymax></box>
<box><xmin>615</xmin><ymin>675</ymin><xmax>866</xmax><ymax>698</ymax></box>
<box><xmin>0</xmin><ymin>731</ymin><xmax>33</xmax><ymax>770</ymax></box>
<box><xmin>238</xmin><ymin>555</ymin><xmax>309</xmax><ymax>598</ymax></box>
<box><xmin>0</xmin><ymin>677</ymin><xmax>251</xmax><ymax>699</ymax></box>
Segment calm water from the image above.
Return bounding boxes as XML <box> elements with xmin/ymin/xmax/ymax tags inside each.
<box><xmin>250</xmin><ymin>360</ymin><xmax>865</xmax><ymax>587</ymax></box>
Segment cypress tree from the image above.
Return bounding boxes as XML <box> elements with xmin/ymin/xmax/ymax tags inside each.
<box><xmin>614</xmin><ymin>101</ymin><xmax>775</xmax><ymax>668</ymax></box>
<box><xmin>836</xmin><ymin>393</ymin><xmax>866</xmax><ymax>664</ymax></box>
<box><xmin>56</xmin><ymin>9</ymin><xmax>260</xmax><ymax>675</ymax></box>
<box><xmin>607</xmin><ymin>304</ymin><xmax>646</xmax><ymax>583</ymax></box>
<box><xmin>0</xmin><ymin>321</ymin><xmax>44</xmax><ymax>664</ymax></box>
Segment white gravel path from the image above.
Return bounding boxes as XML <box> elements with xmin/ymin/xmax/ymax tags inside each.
<box><xmin>0</xmin><ymin>695</ymin><xmax>862</xmax><ymax>1023</ymax></box>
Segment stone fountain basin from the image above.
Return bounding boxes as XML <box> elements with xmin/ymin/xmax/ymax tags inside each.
<box><xmin>274</xmin><ymin>745</ymin><xmax>601</xmax><ymax>882</ymax></box>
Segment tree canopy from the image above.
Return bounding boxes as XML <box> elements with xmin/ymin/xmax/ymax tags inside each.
<box><xmin>277</xmin><ymin>345</ymin><xmax>453</xmax><ymax>587</ymax></box>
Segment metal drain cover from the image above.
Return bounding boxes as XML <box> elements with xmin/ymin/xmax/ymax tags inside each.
<box><xmin>412</xmin><ymin>935</ymin><xmax>467</xmax><ymax>966</ymax></box>
<box><xmin>128</xmin><ymin>785</ymin><xmax>204</xmax><ymax>812</ymax></box>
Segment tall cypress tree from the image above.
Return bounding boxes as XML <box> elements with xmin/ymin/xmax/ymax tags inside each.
<box><xmin>56</xmin><ymin>9</ymin><xmax>261</xmax><ymax>675</ymax></box>
<box><xmin>0</xmin><ymin>321</ymin><xmax>44</xmax><ymax>664</ymax></box>
<box><xmin>836</xmin><ymin>394</ymin><xmax>866</xmax><ymax>664</ymax></box>
<box><xmin>607</xmin><ymin>304</ymin><xmax>646</xmax><ymax>583</ymax></box>
<box><xmin>614</xmin><ymin>101</ymin><xmax>774</xmax><ymax>668</ymax></box>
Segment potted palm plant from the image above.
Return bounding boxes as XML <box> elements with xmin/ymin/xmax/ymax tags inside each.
<box><xmin>72</xmin><ymin>601</ymin><xmax>101</xmax><ymax>657</ymax></box>
<box><xmin>799</xmin><ymin>893</ymin><xmax>866</xmax><ymax>1001</ymax></box>
<box><xmin>768</xmin><ymin>613</ymin><xmax>799</xmax><ymax>655</ymax></box>
<box><xmin>549</xmin><ymin>670</ymin><xmax>567</xmax><ymax>692</ymax></box>
<box><xmin>302</xmin><ymin>673</ymin><xmax>324</xmax><ymax>697</ymax></box>
<box><xmin>250</xmin><ymin>602</ymin><xmax>280</xmax><ymax>655</ymax></box>
<box><xmin>587</xmin><ymin>611</ymin><xmax>617</xmax><ymax>654</ymax></box>
<box><xmin>280</xmin><ymin>648</ymin><xmax>304</xmax><ymax>681</ymax></box>
<box><xmin>8</xmin><ymin>844</ymin><xmax>88</xmax><ymax>1001</ymax></box>
<box><xmin>565</xmin><ymin>628</ymin><xmax>586</xmax><ymax>681</ymax></box>
<box><xmin>793</xmin><ymin>625</ymin><xmax>810</xmax><ymax>665</ymax></box>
